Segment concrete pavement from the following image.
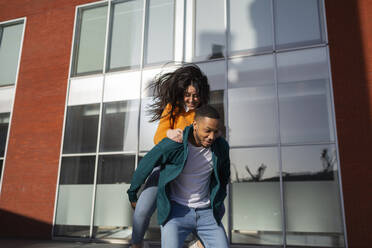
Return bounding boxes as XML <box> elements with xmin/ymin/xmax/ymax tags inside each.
<box><xmin>0</xmin><ymin>239</ymin><xmax>131</xmax><ymax>248</ymax></box>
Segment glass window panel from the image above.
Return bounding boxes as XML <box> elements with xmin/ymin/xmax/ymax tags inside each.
<box><xmin>228</xmin><ymin>55</ymin><xmax>278</xmax><ymax>146</ymax></box>
<box><xmin>99</xmin><ymin>100</ymin><xmax>139</xmax><ymax>152</ymax></box>
<box><xmin>0</xmin><ymin>23</ymin><xmax>24</xmax><ymax>86</ymax></box>
<box><xmin>282</xmin><ymin>145</ymin><xmax>345</xmax><ymax>247</ymax></box>
<box><xmin>230</xmin><ymin>147</ymin><xmax>282</xmax><ymax>245</ymax></box>
<box><xmin>59</xmin><ymin>156</ymin><xmax>95</xmax><ymax>185</ymax></box>
<box><xmin>68</xmin><ymin>76</ymin><xmax>103</xmax><ymax>106</ymax></box>
<box><xmin>197</xmin><ymin>61</ymin><xmax>225</xmax><ymax>91</ymax></box>
<box><xmin>0</xmin><ymin>113</ymin><xmax>10</xmax><ymax>157</ymax></box>
<box><xmin>75</xmin><ymin>5</ymin><xmax>108</xmax><ymax>75</ymax></box>
<box><xmin>277</xmin><ymin>48</ymin><xmax>334</xmax><ymax>144</ymax></box>
<box><xmin>108</xmin><ymin>0</ymin><xmax>143</xmax><ymax>70</ymax></box>
<box><xmin>63</xmin><ymin>104</ymin><xmax>100</xmax><ymax>154</ymax></box>
<box><xmin>210</xmin><ymin>90</ymin><xmax>226</xmax><ymax>138</ymax></box>
<box><xmin>144</xmin><ymin>0</ymin><xmax>174</xmax><ymax>65</ymax></box>
<box><xmin>54</xmin><ymin>156</ymin><xmax>95</xmax><ymax>237</ymax></box>
<box><xmin>0</xmin><ymin>87</ymin><xmax>14</xmax><ymax>113</ymax></box>
<box><xmin>103</xmin><ymin>71</ymin><xmax>141</xmax><ymax>102</ymax></box>
<box><xmin>195</xmin><ymin>0</ymin><xmax>225</xmax><ymax>60</ymax></box>
<box><xmin>229</xmin><ymin>0</ymin><xmax>273</xmax><ymax>54</ymax></box>
<box><xmin>275</xmin><ymin>0</ymin><xmax>324</xmax><ymax>49</ymax></box>
<box><xmin>93</xmin><ymin>155</ymin><xmax>135</xmax><ymax>239</ymax></box>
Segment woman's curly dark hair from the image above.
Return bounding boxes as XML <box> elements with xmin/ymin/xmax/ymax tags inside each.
<box><xmin>147</xmin><ymin>64</ymin><xmax>210</xmax><ymax>127</ymax></box>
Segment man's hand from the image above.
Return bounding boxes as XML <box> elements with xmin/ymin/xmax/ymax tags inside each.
<box><xmin>166</xmin><ymin>128</ymin><xmax>183</xmax><ymax>143</ymax></box>
<box><xmin>131</xmin><ymin>201</ymin><xmax>137</xmax><ymax>210</ymax></box>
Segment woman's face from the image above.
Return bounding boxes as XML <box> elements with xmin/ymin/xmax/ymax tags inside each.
<box><xmin>184</xmin><ymin>85</ymin><xmax>200</xmax><ymax>110</ymax></box>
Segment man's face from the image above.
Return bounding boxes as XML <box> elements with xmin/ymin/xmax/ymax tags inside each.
<box><xmin>193</xmin><ymin>117</ymin><xmax>219</xmax><ymax>148</ymax></box>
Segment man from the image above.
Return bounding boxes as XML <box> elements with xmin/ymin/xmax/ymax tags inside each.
<box><xmin>127</xmin><ymin>105</ymin><xmax>230</xmax><ymax>248</ymax></box>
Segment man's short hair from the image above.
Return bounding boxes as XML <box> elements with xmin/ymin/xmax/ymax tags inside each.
<box><xmin>195</xmin><ymin>105</ymin><xmax>220</xmax><ymax>120</ymax></box>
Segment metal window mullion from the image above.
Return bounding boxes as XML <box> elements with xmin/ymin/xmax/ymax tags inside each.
<box><xmin>321</xmin><ymin>0</ymin><xmax>329</xmax><ymax>45</ymax></box>
<box><xmin>0</xmin><ymin>26</ymin><xmax>3</xmax><ymax>47</ymax></box>
<box><xmin>174</xmin><ymin>0</ymin><xmax>185</xmax><ymax>64</ymax></box>
<box><xmin>271</xmin><ymin>0</ymin><xmax>287</xmax><ymax>246</ymax></box>
<box><xmin>316</xmin><ymin>0</ymin><xmax>325</xmax><ymax>44</ymax></box>
<box><xmin>136</xmin><ymin>0</ymin><xmax>148</xmax><ymax>170</ymax></box>
<box><xmin>89</xmin><ymin>0</ymin><xmax>112</xmax><ymax>239</ymax></box>
<box><xmin>181</xmin><ymin>0</ymin><xmax>186</xmax><ymax>63</ymax></box>
<box><xmin>62</xmin><ymin>153</ymin><xmax>98</xmax><ymax>157</ymax></box>
<box><xmin>0</xmin><ymin>18</ymin><xmax>27</xmax><ymax>195</ymax></box>
<box><xmin>223</xmin><ymin>0</ymin><xmax>233</xmax><ymax>244</ymax></box>
<box><xmin>325</xmin><ymin>46</ymin><xmax>349</xmax><ymax>248</ymax></box>
<box><xmin>52</xmin><ymin>3</ymin><xmax>81</xmax><ymax>238</ymax></box>
<box><xmin>274</xmin><ymin>53</ymin><xmax>287</xmax><ymax>248</ymax></box>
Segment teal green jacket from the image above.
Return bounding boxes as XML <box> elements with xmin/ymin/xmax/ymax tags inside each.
<box><xmin>127</xmin><ymin>125</ymin><xmax>230</xmax><ymax>225</ymax></box>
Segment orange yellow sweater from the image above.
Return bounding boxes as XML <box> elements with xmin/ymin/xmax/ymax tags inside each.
<box><xmin>153</xmin><ymin>104</ymin><xmax>195</xmax><ymax>145</ymax></box>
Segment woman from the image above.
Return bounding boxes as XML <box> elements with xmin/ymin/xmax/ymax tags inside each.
<box><xmin>131</xmin><ymin>65</ymin><xmax>210</xmax><ymax>248</ymax></box>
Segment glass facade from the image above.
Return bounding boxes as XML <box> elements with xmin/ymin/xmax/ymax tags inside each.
<box><xmin>0</xmin><ymin>19</ymin><xmax>24</xmax><ymax>187</ymax></box>
<box><xmin>55</xmin><ymin>1</ymin><xmax>346</xmax><ymax>247</ymax></box>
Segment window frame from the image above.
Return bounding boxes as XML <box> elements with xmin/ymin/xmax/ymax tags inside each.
<box><xmin>0</xmin><ymin>17</ymin><xmax>26</xmax><ymax>192</ymax></box>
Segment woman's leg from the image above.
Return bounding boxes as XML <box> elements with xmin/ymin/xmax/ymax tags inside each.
<box><xmin>131</xmin><ymin>171</ymin><xmax>159</xmax><ymax>247</ymax></box>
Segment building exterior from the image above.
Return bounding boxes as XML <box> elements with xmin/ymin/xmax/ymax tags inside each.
<box><xmin>0</xmin><ymin>0</ymin><xmax>371</xmax><ymax>247</ymax></box>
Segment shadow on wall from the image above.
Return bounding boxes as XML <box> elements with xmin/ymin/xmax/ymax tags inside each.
<box><xmin>0</xmin><ymin>209</ymin><xmax>52</xmax><ymax>239</ymax></box>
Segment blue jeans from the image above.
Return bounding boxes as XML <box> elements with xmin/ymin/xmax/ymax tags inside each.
<box><xmin>161</xmin><ymin>202</ymin><xmax>229</xmax><ymax>248</ymax></box>
<box><xmin>131</xmin><ymin>170</ymin><xmax>159</xmax><ymax>244</ymax></box>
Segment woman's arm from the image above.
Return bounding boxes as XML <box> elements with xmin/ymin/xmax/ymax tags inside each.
<box><xmin>153</xmin><ymin>104</ymin><xmax>183</xmax><ymax>144</ymax></box>
<box><xmin>153</xmin><ymin>105</ymin><xmax>172</xmax><ymax>145</ymax></box>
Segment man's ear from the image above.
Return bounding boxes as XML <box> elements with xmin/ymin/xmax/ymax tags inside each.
<box><xmin>192</xmin><ymin>120</ymin><xmax>197</xmax><ymax>130</ymax></box>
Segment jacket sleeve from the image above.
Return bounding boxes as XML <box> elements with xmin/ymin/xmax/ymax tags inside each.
<box><xmin>153</xmin><ymin>104</ymin><xmax>172</xmax><ymax>145</ymax></box>
<box><xmin>220</xmin><ymin>141</ymin><xmax>231</xmax><ymax>189</ymax></box>
<box><xmin>127</xmin><ymin>145</ymin><xmax>165</xmax><ymax>202</ymax></box>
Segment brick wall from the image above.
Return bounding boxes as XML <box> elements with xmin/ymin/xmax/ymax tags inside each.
<box><xmin>325</xmin><ymin>1</ymin><xmax>372</xmax><ymax>248</ymax></box>
<box><xmin>0</xmin><ymin>0</ymin><xmax>96</xmax><ymax>238</ymax></box>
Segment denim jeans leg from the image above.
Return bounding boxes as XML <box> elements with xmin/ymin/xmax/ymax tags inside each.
<box><xmin>131</xmin><ymin>171</ymin><xmax>159</xmax><ymax>244</ymax></box>
<box><xmin>161</xmin><ymin>202</ymin><xmax>195</xmax><ymax>248</ymax></box>
<box><xmin>195</xmin><ymin>208</ymin><xmax>229</xmax><ymax>248</ymax></box>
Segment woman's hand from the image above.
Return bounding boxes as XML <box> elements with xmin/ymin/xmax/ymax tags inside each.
<box><xmin>166</xmin><ymin>128</ymin><xmax>183</xmax><ymax>143</ymax></box>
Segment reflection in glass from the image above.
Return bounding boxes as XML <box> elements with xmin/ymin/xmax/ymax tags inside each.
<box><xmin>229</xmin><ymin>0</ymin><xmax>272</xmax><ymax>54</ymax></box>
<box><xmin>197</xmin><ymin>61</ymin><xmax>225</xmax><ymax>91</ymax></box>
<box><xmin>195</xmin><ymin>0</ymin><xmax>225</xmax><ymax>59</ymax></box>
<box><xmin>144</xmin><ymin>0</ymin><xmax>174</xmax><ymax>64</ymax></box>
<box><xmin>228</xmin><ymin>55</ymin><xmax>277</xmax><ymax>146</ymax></box>
<box><xmin>0</xmin><ymin>113</ymin><xmax>10</xmax><ymax>157</ymax></box>
<box><xmin>54</xmin><ymin>156</ymin><xmax>95</xmax><ymax>237</ymax></box>
<box><xmin>99</xmin><ymin>100</ymin><xmax>139</xmax><ymax>152</ymax></box>
<box><xmin>0</xmin><ymin>23</ymin><xmax>24</xmax><ymax>86</ymax></box>
<box><xmin>210</xmin><ymin>90</ymin><xmax>226</xmax><ymax>138</ymax></box>
<box><xmin>63</xmin><ymin>104</ymin><xmax>100</xmax><ymax>154</ymax></box>
<box><xmin>282</xmin><ymin>145</ymin><xmax>345</xmax><ymax>247</ymax></box>
<box><xmin>230</xmin><ymin>147</ymin><xmax>282</xmax><ymax>245</ymax></box>
<box><xmin>108</xmin><ymin>0</ymin><xmax>143</xmax><ymax>70</ymax></box>
<box><xmin>275</xmin><ymin>0</ymin><xmax>324</xmax><ymax>49</ymax></box>
<box><xmin>277</xmin><ymin>48</ymin><xmax>334</xmax><ymax>144</ymax></box>
<box><xmin>75</xmin><ymin>5</ymin><xmax>108</xmax><ymax>75</ymax></box>
<box><xmin>93</xmin><ymin>155</ymin><xmax>135</xmax><ymax>239</ymax></box>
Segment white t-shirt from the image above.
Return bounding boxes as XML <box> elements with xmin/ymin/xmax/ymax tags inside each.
<box><xmin>170</xmin><ymin>142</ymin><xmax>213</xmax><ymax>208</ymax></box>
